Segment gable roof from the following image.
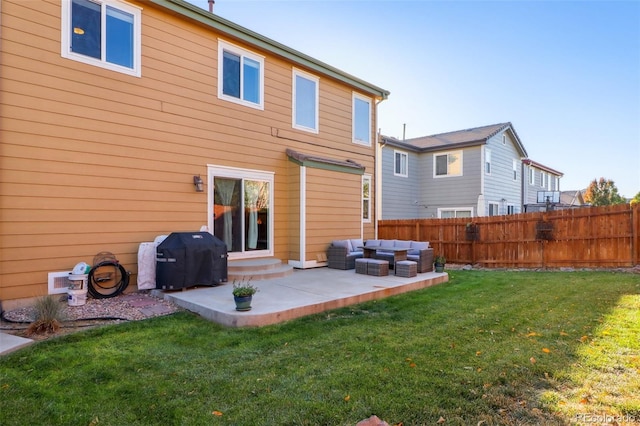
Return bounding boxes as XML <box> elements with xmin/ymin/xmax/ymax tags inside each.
<box><xmin>522</xmin><ymin>159</ymin><xmax>563</xmax><ymax>176</ymax></box>
<box><xmin>381</xmin><ymin>122</ymin><xmax>528</xmax><ymax>157</ymax></box>
<box><xmin>149</xmin><ymin>0</ymin><xmax>389</xmax><ymax>100</ymax></box>
<box><xmin>560</xmin><ymin>190</ymin><xmax>586</xmax><ymax>206</ymax></box>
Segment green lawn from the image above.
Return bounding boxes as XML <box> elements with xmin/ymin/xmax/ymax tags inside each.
<box><xmin>1</xmin><ymin>271</ymin><xmax>638</xmax><ymax>425</ymax></box>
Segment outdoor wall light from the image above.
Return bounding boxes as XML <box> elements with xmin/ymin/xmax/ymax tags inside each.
<box><xmin>193</xmin><ymin>175</ymin><xmax>204</xmax><ymax>192</ymax></box>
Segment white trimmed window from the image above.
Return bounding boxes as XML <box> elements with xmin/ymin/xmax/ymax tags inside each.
<box><xmin>362</xmin><ymin>175</ymin><xmax>371</xmax><ymax>222</ymax></box>
<box><xmin>507</xmin><ymin>204</ymin><xmax>515</xmax><ymax>214</ymax></box>
<box><xmin>512</xmin><ymin>159</ymin><xmax>518</xmax><ymax>180</ymax></box>
<box><xmin>292</xmin><ymin>69</ymin><xmax>318</xmax><ymax>133</ymax></box>
<box><xmin>434</xmin><ymin>151</ymin><xmax>463</xmax><ymax>177</ymax></box>
<box><xmin>439</xmin><ymin>208</ymin><xmax>472</xmax><ymax>218</ymax></box>
<box><xmin>502</xmin><ymin>134</ymin><xmax>507</xmax><ymax>145</ymax></box>
<box><xmin>61</xmin><ymin>0</ymin><xmax>142</xmax><ymax>77</ymax></box>
<box><xmin>540</xmin><ymin>171</ymin><xmax>545</xmax><ymax>187</ymax></box>
<box><xmin>394</xmin><ymin>150</ymin><xmax>408</xmax><ymax>177</ymax></box>
<box><xmin>488</xmin><ymin>202</ymin><xmax>499</xmax><ymax>216</ymax></box>
<box><xmin>218</xmin><ymin>40</ymin><xmax>264</xmax><ymax>109</ymax></box>
<box><xmin>352</xmin><ymin>93</ymin><xmax>371</xmax><ymax>145</ymax></box>
<box><xmin>529</xmin><ymin>168</ymin><xmax>535</xmax><ymax>185</ymax></box>
<box><xmin>485</xmin><ymin>149</ymin><xmax>492</xmax><ymax>174</ymax></box>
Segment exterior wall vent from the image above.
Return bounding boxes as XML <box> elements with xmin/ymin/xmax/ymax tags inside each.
<box><xmin>48</xmin><ymin>271</ymin><xmax>72</xmax><ymax>295</ymax></box>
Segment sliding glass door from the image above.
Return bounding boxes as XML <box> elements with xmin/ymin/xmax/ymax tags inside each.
<box><xmin>209</xmin><ymin>166</ymin><xmax>273</xmax><ymax>258</ymax></box>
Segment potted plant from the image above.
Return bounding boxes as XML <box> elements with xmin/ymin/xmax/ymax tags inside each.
<box><xmin>434</xmin><ymin>255</ymin><xmax>446</xmax><ymax>273</ymax></box>
<box><xmin>232</xmin><ymin>278</ymin><xmax>258</xmax><ymax>311</ymax></box>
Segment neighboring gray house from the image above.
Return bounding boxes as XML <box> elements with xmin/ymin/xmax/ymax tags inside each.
<box><xmin>522</xmin><ymin>159</ymin><xmax>564</xmax><ymax>211</ymax></box>
<box><xmin>380</xmin><ymin>123</ymin><xmax>528</xmax><ymax>219</ymax></box>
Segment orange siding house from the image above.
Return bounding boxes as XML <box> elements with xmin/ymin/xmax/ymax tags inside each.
<box><xmin>0</xmin><ymin>0</ymin><xmax>389</xmax><ymax>305</ymax></box>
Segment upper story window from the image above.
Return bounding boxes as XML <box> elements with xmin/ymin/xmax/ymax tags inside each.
<box><xmin>362</xmin><ymin>175</ymin><xmax>371</xmax><ymax>223</ymax></box>
<box><xmin>394</xmin><ymin>150</ymin><xmax>408</xmax><ymax>177</ymax></box>
<box><xmin>61</xmin><ymin>0</ymin><xmax>142</xmax><ymax>77</ymax></box>
<box><xmin>540</xmin><ymin>171</ymin><xmax>545</xmax><ymax>187</ymax></box>
<box><xmin>485</xmin><ymin>148</ymin><xmax>492</xmax><ymax>174</ymax></box>
<box><xmin>292</xmin><ymin>69</ymin><xmax>319</xmax><ymax>133</ymax></box>
<box><xmin>512</xmin><ymin>159</ymin><xmax>518</xmax><ymax>180</ymax></box>
<box><xmin>529</xmin><ymin>168</ymin><xmax>535</xmax><ymax>185</ymax></box>
<box><xmin>502</xmin><ymin>134</ymin><xmax>507</xmax><ymax>145</ymax></box>
<box><xmin>352</xmin><ymin>93</ymin><xmax>371</xmax><ymax>145</ymax></box>
<box><xmin>434</xmin><ymin>151</ymin><xmax>462</xmax><ymax>177</ymax></box>
<box><xmin>218</xmin><ymin>40</ymin><xmax>264</xmax><ymax>109</ymax></box>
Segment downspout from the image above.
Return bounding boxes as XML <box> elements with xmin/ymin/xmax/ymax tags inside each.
<box><xmin>374</xmin><ymin>98</ymin><xmax>386</xmax><ymax>240</ymax></box>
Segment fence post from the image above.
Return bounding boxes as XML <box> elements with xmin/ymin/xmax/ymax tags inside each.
<box><xmin>633</xmin><ymin>204</ymin><xmax>639</xmax><ymax>266</ymax></box>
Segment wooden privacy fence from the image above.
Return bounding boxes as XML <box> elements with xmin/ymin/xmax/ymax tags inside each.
<box><xmin>378</xmin><ymin>203</ymin><xmax>640</xmax><ymax>268</ymax></box>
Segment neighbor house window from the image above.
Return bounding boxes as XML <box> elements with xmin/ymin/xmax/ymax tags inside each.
<box><xmin>394</xmin><ymin>150</ymin><xmax>408</xmax><ymax>177</ymax></box>
<box><xmin>61</xmin><ymin>0</ymin><xmax>141</xmax><ymax>77</ymax></box>
<box><xmin>439</xmin><ymin>208</ymin><xmax>472</xmax><ymax>218</ymax></box>
<box><xmin>502</xmin><ymin>134</ymin><xmax>507</xmax><ymax>145</ymax></box>
<box><xmin>362</xmin><ymin>175</ymin><xmax>371</xmax><ymax>222</ymax></box>
<box><xmin>292</xmin><ymin>69</ymin><xmax>318</xmax><ymax>133</ymax></box>
<box><xmin>353</xmin><ymin>93</ymin><xmax>371</xmax><ymax>145</ymax></box>
<box><xmin>485</xmin><ymin>149</ymin><xmax>492</xmax><ymax>174</ymax></box>
<box><xmin>529</xmin><ymin>168</ymin><xmax>535</xmax><ymax>185</ymax></box>
<box><xmin>555</xmin><ymin>176</ymin><xmax>560</xmax><ymax>191</ymax></box>
<box><xmin>512</xmin><ymin>159</ymin><xmax>518</xmax><ymax>180</ymax></box>
<box><xmin>434</xmin><ymin>151</ymin><xmax>462</xmax><ymax>177</ymax></box>
<box><xmin>540</xmin><ymin>171</ymin><xmax>545</xmax><ymax>187</ymax></box>
<box><xmin>507</xmin><ymin>204</ymin><xmax>515</xmax><ymax>214</ymax></box>
<box><xmin>218</xmin><ymin>40</ymin><xmax>264</xmax><ymax>109</ymax></box>
<box><xmin>488</xmin><ymin>202</ymin><xmax>499</xmax><ymax>216</ymax></box>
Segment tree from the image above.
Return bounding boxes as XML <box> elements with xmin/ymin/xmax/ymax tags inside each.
<box><xmin>584</xmin><ymin>178</ymin><xmax>626</xmax><ymax>206</ymax></box>
<box><xmin>631</xmin><ymin>191</ymin><xmax>640</xmax><ymax>206</ymax></box>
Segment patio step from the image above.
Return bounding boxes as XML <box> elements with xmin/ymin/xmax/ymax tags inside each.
<box><xmin>228</xmin><ymin>258</ymin><xmax>293</xmax><ymax>282</ymax></box>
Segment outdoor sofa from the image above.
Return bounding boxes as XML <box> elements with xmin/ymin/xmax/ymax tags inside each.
<box><xmin>326</xmin><ymin>239</ymin><xmax>365</xmax><ymax>270</ymax></box>
<box><xmin>327</xmin><ymin>238</ymin><xmax>433</xmax><ymax>273</ymax></box>
<box><xmin>365</xmin><ymin>239</ymin><xmax>434</xmax><ymax>273</ymax></box>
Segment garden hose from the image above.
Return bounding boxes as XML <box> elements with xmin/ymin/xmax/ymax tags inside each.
<box><xmin>88</xmin><ymin>261</ymin><xmax>130</xmax><ymax>299</ymax></box>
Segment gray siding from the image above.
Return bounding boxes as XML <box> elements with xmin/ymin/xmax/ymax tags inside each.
<box><xmin>523</xmin><ymin>164</ymin><xmax>562</xmax><ymax>205</ymax></box>
<box><xmin>380</xmin><ymin>146</ymin><xmax>423</xmax><ymax>219</ymax></box>
<box><xmin>483</xmin><ymin>132</ymin><xmax>523</xmax><ymax>215</ymax></box>
<box><xmin>421</xmin><ymin>146</ymin><xmax>482</xmax><ymax>218</ymax></box>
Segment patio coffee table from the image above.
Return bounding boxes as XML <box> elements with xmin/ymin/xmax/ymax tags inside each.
<box><xmin>360</xmin><ymin>246</ymin><xmax>409</xmax><ymax>275</ymax></box>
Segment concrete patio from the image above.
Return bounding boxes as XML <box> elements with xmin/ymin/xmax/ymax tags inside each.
<box><xmin>0</xmin><ymin>267</ymin><xmax>448</xmax><ymax>355</ymax></box>
<box><xmin>154</xmin><ymin>267</ymin><xmax>449</xmax><ymax>327</ymax></box>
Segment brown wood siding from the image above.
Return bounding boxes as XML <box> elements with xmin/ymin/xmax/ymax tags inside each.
<box><xmin>0</xmin><ymin>0</ymin><xmax>379</xmax><ymax>300</ymax></box>
<box><xmin>304</xmin><ymin>167</ymin><xmax>362</xmax><ymax>261</ymax></box>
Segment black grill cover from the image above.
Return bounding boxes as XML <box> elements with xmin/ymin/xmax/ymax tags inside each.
<box><xmin>156</xmin><ymin>232</ymin><xmax>228</xmax><ymax>290</ymax></box>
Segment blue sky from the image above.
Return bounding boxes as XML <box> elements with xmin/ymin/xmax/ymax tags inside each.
<box><xmin>187</xmin><ymin>0</ymin><xmax>640</xmax><ymax>198</ymax></box>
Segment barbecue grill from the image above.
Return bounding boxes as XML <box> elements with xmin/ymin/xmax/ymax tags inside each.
<box><xmin>155</xmin><ymin>232</ymin><xmax>228</xmax><ymax>290</ymax></box>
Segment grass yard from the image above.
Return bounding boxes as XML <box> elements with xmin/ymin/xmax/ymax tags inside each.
<box><xmin>0</xmin><ymin>270</ymin><xmax>638</xmax><ymax>425</ymax></box>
